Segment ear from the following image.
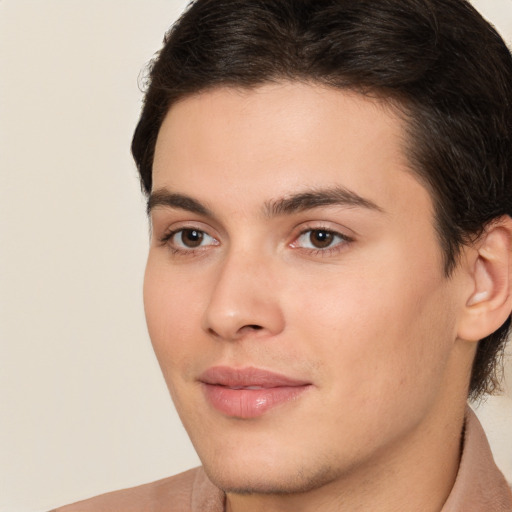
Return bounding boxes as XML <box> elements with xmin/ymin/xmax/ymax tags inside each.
<box><xmin>457</xmin><ymin>216</ymin><xmax>512</xmax><ymax>342</ymax></box>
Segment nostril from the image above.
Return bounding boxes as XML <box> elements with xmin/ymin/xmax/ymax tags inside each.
<box><xmin>207</xmin><ymin>322</ymin><xmax>265</xmax><ymax>341</ymax></box>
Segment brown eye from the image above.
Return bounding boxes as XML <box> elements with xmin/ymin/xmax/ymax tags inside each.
<box><xmin>163</xmin><ymin>227</ymin><xmax>218</xmax><ymax>253</ymax></box>
<box><xmin>309</xmin><ymin>230</ymin><xmax>334</xmax><ymax>248</ymax></box>
<box><xmin>292</xmin><ymin>228</ymin><xmax>349</xmax><ymax>252</ymax></box>
<box><xmin>179</xmin><ymin>229</ymin><xmax>204</xmax><ymax>248</ymax></box>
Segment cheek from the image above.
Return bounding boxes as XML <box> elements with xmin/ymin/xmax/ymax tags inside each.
<box><xmin>284</xmin><ymin>257</ymin><xmax>456</xmax><ymax>403</ymax></box>
<box><xmin>143</xmin><ymin>256</ymin><xmax>204</xmax><ymax>383</ymax></box>
<box><xmin>285</xmin><ymin>276</ymin><xmax>456</xmax><ymax>455</ymax></box>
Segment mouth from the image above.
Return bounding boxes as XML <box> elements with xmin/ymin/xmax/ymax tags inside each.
<box><xmin>199</xmin><ymin>366</ymin><xmax>312</xmax><ymax>419</ymax></box>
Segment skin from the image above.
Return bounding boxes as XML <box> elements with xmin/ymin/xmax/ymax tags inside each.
<box><xmin>145</xmin><ymin>82</ymin><xmax>485</xmax><ymax>512</ymax></box>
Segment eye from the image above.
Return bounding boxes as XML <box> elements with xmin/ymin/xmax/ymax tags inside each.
<box><xmin>292</xmin><ymin>228</ymin><xmax>349</xmax><ymax>251</ymax></box>
<box><xmin>164</xmin><ymin>228</ymin><xmax>218</xmax><ymax>251</ymax></box>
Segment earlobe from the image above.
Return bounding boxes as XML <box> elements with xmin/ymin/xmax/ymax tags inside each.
<box><xmin>457</xmin><ymin>216</ymin><xmax>512</xmax><ymax>342</ymax></box>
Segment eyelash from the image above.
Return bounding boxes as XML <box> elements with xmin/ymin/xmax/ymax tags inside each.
<box><xmin>158</xmin><ymin>226</ymin><xmax>352</xmax><ymax>257</ymax></box>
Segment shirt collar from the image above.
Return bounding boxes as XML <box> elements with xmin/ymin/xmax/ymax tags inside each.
<box><xmin>441</xmin><ymin>405</ymin><xmax>512</xmax><ymax>511</ymax></box>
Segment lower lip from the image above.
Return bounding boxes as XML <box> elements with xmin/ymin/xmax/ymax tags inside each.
<box><xmin>202</xmin><ymin>384</ymin><xmax>310</xmax><ymax>419</ymax></box>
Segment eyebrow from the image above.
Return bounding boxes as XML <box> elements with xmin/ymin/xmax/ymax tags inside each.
<box><xmin>147</xmin><ymin>186</ymin><xmax>383</xmax><ymax>218</ymax></box>
<box><xmin>264</xmin><ymin>186</ymin><xmax>383</xmax><ymax>216</ymax></box>
<box><xmin>147</xmin><ymin>189</ymin><xmax>213</xmax><ymax>217</ymax></box>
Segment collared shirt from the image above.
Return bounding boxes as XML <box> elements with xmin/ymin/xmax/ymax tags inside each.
<box><xmin>441</xmin><ymin>407</ymin><xmax>512</xmax><ymax>511</ymax></box>
<box><xmin>53</xmin><ymin>407</ymin><xmax>512</xmax><ymax>511</ymax></box>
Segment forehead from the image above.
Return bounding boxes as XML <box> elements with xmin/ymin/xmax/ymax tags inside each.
<box><xmin>152</xmin><ymin>81</ymin><xmax>430</xmax><ymax>221</ymax></box>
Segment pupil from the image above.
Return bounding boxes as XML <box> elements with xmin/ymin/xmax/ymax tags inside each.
<box><xmin>311</xmin><ymin>230</ymin><xmax>333</xmax><ymax>248</ymax></box>
<box><xmin>183</xmin><ymin>230</ymin><xmax>203</xmax><ymax>247</ymax></box>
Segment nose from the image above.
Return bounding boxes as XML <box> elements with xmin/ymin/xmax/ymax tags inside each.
<box><xmin>202</xmin><ymin>250</ymin><xmax>285</xmax><ymax>341</ymax></box>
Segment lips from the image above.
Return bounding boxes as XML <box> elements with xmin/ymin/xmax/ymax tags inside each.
<box><xmin>199</xmin><ymin>366</ymin><xmax>311</xmax><ymax>418</ymax></box>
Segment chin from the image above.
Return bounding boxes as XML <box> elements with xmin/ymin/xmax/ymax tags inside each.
<box><xmin>202</xmin><ymin>457</ymin><xmax>341</xmax><ymax>496</ymax></box>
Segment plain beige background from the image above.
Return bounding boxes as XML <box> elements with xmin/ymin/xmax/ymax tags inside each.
<box><xmin>0</xmin><ymin>1</ymin><xmax>511</xmax><ymax>511</ymax></box>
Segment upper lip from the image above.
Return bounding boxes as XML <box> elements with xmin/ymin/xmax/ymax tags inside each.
<box><xmin>199</xmin><ymin>366</ymin><xmax>311</xmax><ymax>388</ymax></box>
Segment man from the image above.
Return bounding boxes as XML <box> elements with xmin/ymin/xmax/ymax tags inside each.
<box><xmin>55</xmin><ymin>0</ymin><xmax>512</xmax><ymax>510</ymax></box>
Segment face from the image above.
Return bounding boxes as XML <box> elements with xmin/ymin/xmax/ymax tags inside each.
<box><xmin>145</xmin><ymin>82</ymin><xmax>468</xmax><ymax>494</ymax></box>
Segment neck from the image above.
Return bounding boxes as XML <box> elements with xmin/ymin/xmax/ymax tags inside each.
<box><xmin>225</xmin><ymin>403</ymin><xmax>466</xmax><ymax>512</ymax></box>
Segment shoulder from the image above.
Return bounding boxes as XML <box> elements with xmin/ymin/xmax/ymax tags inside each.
<box><xmin>51</xmin><ymin>467</ymin><xmax>201</xmax><ymax>512</ymax></box>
